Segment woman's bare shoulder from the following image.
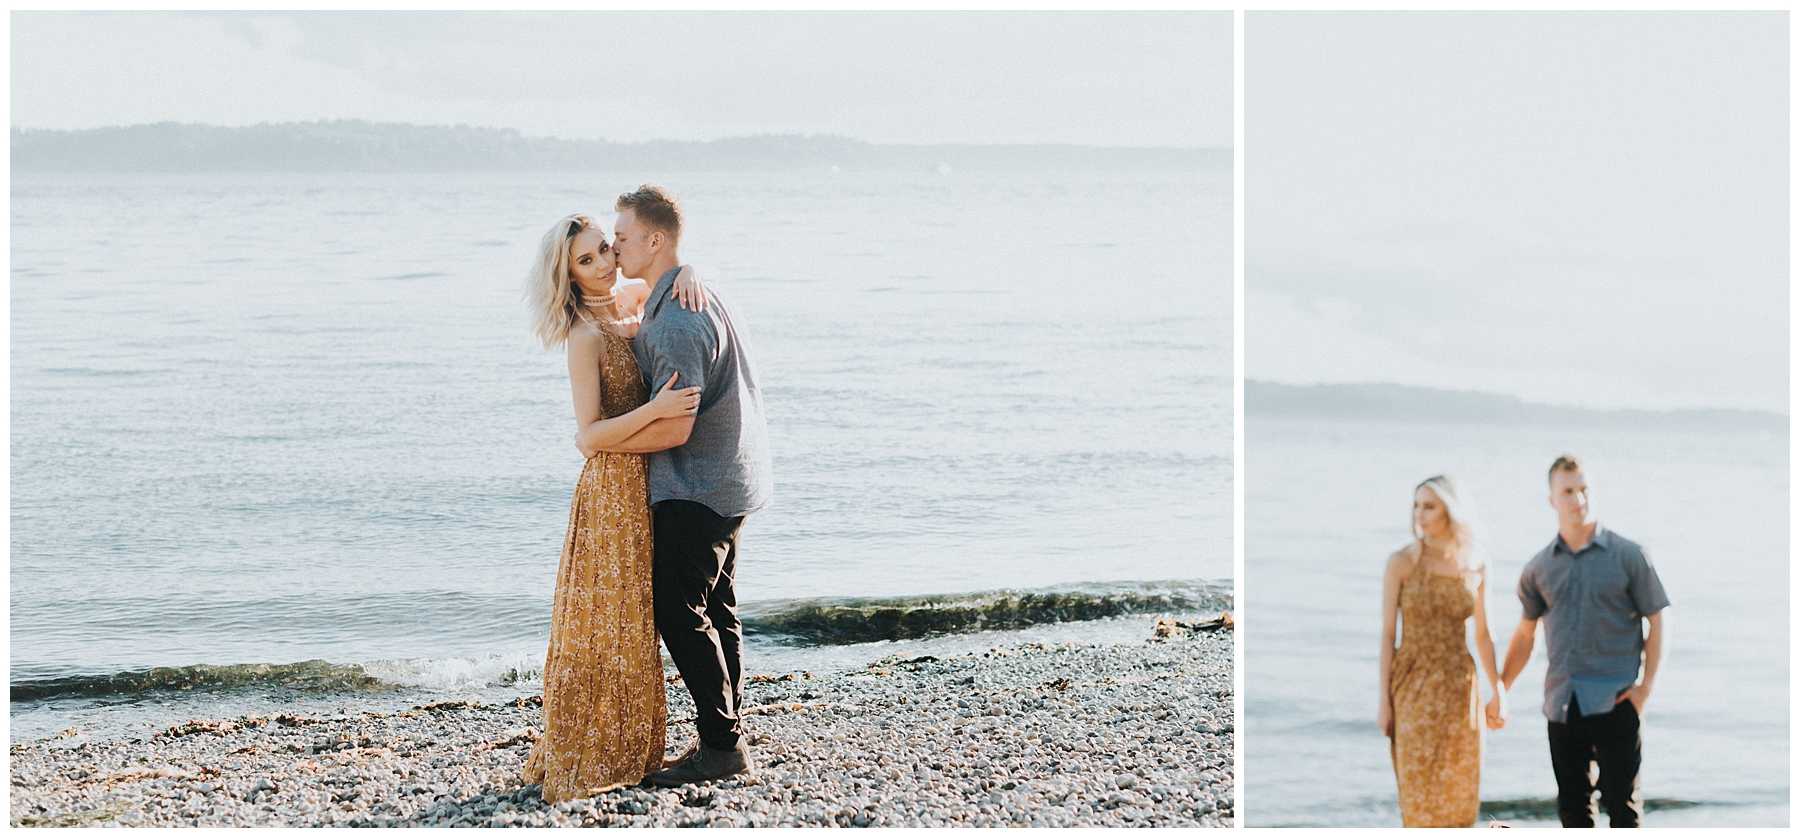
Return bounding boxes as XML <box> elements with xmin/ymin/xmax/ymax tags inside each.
<box><xmin>566</xmin><ymin>316</ymin><xmax>603</xmax><ymax>352</ymax></box>
<box><xmin>1385</xmin><ymin>545</ymin><xmax>1418</xmax><ymax>571</ymax></box>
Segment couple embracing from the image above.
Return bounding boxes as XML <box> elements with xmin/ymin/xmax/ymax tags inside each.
<box><xmin>1378</xmin><ymin>455</ymin><xmax>1669</xmax><ymax>828</ymax></box>
<box><xmin>521</xmin><ymin>184</ymin><xmax>772</xmax><ymax>801</ymax></box>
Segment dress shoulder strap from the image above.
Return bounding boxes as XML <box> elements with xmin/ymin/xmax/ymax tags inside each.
<box><xmin>1404</xmin><ymin>541</ymin><xmax>1425</xmax><ymax>576</ymax></box>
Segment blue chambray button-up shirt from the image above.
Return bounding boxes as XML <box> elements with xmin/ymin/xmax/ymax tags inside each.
<box><xmin>631</xmin><ymin>266</ymin><xmax>773</xmax><ymax>519</ymax></box>
<box><xmin>1516</xmin><ymin>525</ymin><xmax>1669</xmax><ymax>723</ymax></box>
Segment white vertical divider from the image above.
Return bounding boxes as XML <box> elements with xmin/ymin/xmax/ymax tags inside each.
<box><xmin>1231</xmin><ymin>7</ymin><xmax>1248</xmax><ymax>829</ymax></box>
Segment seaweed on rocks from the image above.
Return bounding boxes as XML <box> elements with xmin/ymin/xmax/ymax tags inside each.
<box><xmin>12</xmin><ymin>660</ymin><xmax>384</xmax><ymax>702</ymax></box>
<box><xmin>742</xmin><ymin>580</ymin><xmax>1229</xmax><ymax>645</ymax></box>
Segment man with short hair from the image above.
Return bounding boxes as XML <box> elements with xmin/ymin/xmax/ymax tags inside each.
<box><xmin>609</xmin><ymin>184</ymin><xmax>773</xmax><ymax>786</ymax></box>
<box><xmin>1496</xmin><ymin>454</ymin><xmax>1668</xmax><ymax>828</ymax></box>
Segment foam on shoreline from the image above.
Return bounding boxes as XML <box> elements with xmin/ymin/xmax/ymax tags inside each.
<box><xmin>13</xmin><ymin>580</ymin><xmax>1226</xmax><ymax>706</ymax></box>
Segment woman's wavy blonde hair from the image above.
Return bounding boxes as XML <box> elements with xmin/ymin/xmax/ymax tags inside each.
<box><xmin>526</xmin><ymin>213</ymin><xmax>606</xmax><ymax>348</ymax></box>
<box><xmin>1409</xmin><ymin>474</ymin><xmax>1485</xmax><ymax>572</ymax></box>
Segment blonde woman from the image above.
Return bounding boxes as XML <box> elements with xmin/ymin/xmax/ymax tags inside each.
<box><xmin>1376</xmin><ymin>475</ymin><xmax>1505</xmax><ymax>827</ymax></box>
<box><xmin>520</xmin><ymin>214</ymin><xmax>707</xmax><ymax>801</ymax></box>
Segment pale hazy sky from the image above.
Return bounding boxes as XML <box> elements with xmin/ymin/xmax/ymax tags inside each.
<box><xmin>1249</xmin><ymin>12</ymin><xmax>1788</xmax><ymax>412</ymax></box>
<box><xmin>11</xmin><ymin>11</ymin><xmax>1230</xmax><ymax>147</ymax></box>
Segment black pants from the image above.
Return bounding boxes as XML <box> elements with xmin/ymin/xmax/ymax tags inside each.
<box><xmin>1548</xmin><ymin>694</ymin><xmax>1643</xmax><ymax>827</ymax></box>
<box><xmin>652</xmin><ymin>499</ymin><xmax>745</xmax><ymax>751</ymax></box>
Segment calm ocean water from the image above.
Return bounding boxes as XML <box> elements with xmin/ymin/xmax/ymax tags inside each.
<box><xmin>10</xmin><ymin>169</ymin><xmax>1230</xmax><ymax>741</ymax></box>
<box><xmin>1245</xmin><ymin>414</ymin><xmax>1788</xmax><ymax>827</ymax></box>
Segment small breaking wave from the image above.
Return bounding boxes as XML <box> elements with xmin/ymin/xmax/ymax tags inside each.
<box><xmin>11</xmin><ymin>580</ymin><xmax>1228</xmax><ymax>702</ymax></box>
<box><xmin>10</xmin><ymin>652</ymin><xmax>554</xmax><ymax>704</ymax></box>
<box><xmin>10</xmin><ymin>660</ymin><xmax>387</xmax><ymax>702</ymax></box>
<box><xmin>361</xmin><ymin>650</ymin><xmax>546</xmax><ymax>693</ymax></box>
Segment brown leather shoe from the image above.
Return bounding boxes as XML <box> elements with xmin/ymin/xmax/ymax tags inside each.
<box><xmin>645</xmin><ymin>742</ymin><xmax>751</xmax><ymax>786</ymax></box>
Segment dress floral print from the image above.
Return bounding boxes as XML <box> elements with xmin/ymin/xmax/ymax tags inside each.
<box><xmin>522</xmin><ymin>329</ymin><xmax>665</xmax><ymax>801</ymax></box>
<box><xmin>1389</xmin><ymin>555</ymin><xmax>1482</xmax><ymax>827</ymax></box>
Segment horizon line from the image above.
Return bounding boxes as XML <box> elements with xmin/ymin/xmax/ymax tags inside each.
<box><xmin>1246</xmin><ymin>378</ymin><xmax>1789</xmax><ymax>418</ymax></box>
<box><xmin>8</xmin><ymin>120</ymin><xmax>1227</xmax><ymax>152</ymax></box>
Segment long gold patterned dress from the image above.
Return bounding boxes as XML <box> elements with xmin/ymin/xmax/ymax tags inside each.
<box><xmin>1388</xmin><ymin>555</ymin><xmax>1482</xmax><ymax>827</ymax></box>
<box><xmin>522</xmin><ymin>329</ymin><xmax>666</xmax><ymax>801</ymax></box>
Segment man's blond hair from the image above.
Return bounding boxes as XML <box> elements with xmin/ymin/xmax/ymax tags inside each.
<box><xmin>1547</xmin><ymin>453</ymin><xmax>1585</xmax><ymax>486</ymax></box>
<box><xmin>615</xmin><ymin>184</ymin><xmax>684</xmax><ymax>242</ymax></box>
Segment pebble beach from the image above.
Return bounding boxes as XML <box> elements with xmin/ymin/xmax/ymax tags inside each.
<box><xmin>10</xmin><ymin>621</ymin><xmax>1232</xmax><ymax>828</ymax></box>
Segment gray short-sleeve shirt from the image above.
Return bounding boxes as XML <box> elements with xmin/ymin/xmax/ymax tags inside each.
<box><xmin>631</xmin><ymin>267</ymin><xmax>773</xmax><ymax>518</ymax></box>
<box><xmin>1516</xmin><ymin>525</ymin><xmax>1669</xmax><ymax>723</ymax></box>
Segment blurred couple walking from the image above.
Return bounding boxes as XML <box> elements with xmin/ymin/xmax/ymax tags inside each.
<box><xmin>1377</xmin><ymin>455</ymin><xmax>1669</xmax><ymax>828</ymax></box>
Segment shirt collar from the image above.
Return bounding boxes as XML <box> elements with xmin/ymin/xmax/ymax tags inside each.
<box><xmin>643</xmin><ymin>266</ymin><xmax>684</xmax><ymax>321</ymax></box>
<box><xmin>1551</xmin><ymin>523</ymin><xmax>1609</xmax><ymax>556</ymax></box>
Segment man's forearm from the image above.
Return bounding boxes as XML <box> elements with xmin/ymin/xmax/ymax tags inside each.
<box><xmin>1500</xmin><ymin>627</ymin><xmax>1534</xmax><ymax>690</ymax></box>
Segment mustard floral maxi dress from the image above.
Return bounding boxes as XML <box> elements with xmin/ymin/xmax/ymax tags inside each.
<box><xmin>1388</xmin><ymin>556</ymin><xmax>1482</xmax><ymax>827</ymax></box>
<box><xmin>523</xmin><ymin>329</ymin><xmax>666</xmax><ymax>801</ymax></box>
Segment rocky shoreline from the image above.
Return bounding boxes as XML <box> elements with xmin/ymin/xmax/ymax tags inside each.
<box><xmin>10</xmin><ymin>622</ymin><xmax>1232</xmax><ymax>828</ymax></box>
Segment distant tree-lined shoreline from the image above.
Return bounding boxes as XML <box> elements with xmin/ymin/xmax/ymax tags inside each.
<box><xmin>11</xmin><ymin>121</ymin><xmax>1226</xmax><ymax>173</ymax></box>
<box><xmin>1246</xmin><ymin>380</ymin><xmax>1786</xmax><ymax>431</ymax></box>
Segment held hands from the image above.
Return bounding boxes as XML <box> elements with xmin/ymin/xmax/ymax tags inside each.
<box><xmin>648</xmin><ymin>371</ymin><xmax>702</xmax><ymax>419</ymax></box>
<box><xmin>672</xmin><ymin>266</ymin><xmax>710</xmax><ymax>312</ymax></box>
<box><xmin>1484</xmin><ymin>691</ymin><xmax>1510</xmax><ymax>730</ymax></box>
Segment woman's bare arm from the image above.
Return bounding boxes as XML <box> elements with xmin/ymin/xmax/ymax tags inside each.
<box><xmin>670</xmin><ymin>264</ymin><xmax>709</xmax><ymax>311</ymax></box>
<box><xmin>1471</xmin><ymin>569</ymin><xmax>1506</xmax><ymax>727</ymax></box>
<box><xmin>617</xmin><ymin>279</ymin><xmax>651</xmax><ymax>314</ymax></box>
<box><xmin>608</xmin><ymin>267</ymin><xmax>705</xmax><ymax>340</ymax></box>
<box><xmin>1377</xmin><ymin>549</ymin><xmax>1409</xmax><ymax>738</ymax></box>
<box><xmin>567</xmin><ymin>323</ymin><xmax>700</xmax><ymax>458</ymax></box>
